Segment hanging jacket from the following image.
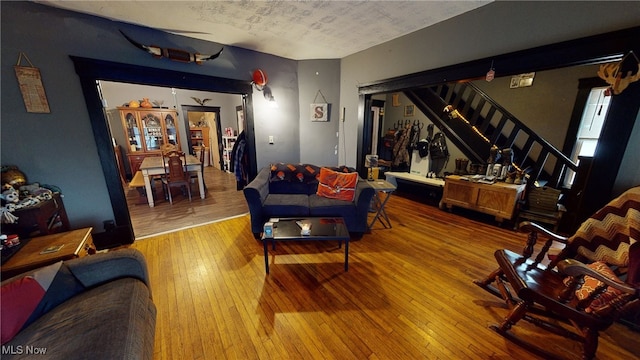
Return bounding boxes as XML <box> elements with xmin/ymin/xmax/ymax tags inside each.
<box><xmin>230</xmin><ymin>131</ymin><xmax>248</xmax><ymax>189</ymax></box>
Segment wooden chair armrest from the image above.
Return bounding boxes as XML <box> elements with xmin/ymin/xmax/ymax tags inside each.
<box><xmin>558</xmin><ymin>259</ymin><xmax>636</xmax><ymax>295</ymax></box>
<box><xmin>518</xmin><ymin>221</ymin><xmax>569</xmax><ymax>244</ymax></box>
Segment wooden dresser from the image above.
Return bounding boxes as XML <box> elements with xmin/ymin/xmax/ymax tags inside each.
<box><xmin>439</xmin><ymin>175</ymin><xmax>526</xmax><ymax>223</ymax></box>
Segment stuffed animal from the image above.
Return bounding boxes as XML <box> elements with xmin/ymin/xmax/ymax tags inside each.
<box><xmin>0</xmin><ymin>187</ymin><xmax>20</xmax><ymax>224</ymax></box>
<box><xmin>1</xmin><ymin>187</ymin><xmax>19</xmax><ymax>204</ymax></box>
<box><xmin>20</xmin><ymin>183</ymin><xmax>53</xmax><ymax>201</ymax></box>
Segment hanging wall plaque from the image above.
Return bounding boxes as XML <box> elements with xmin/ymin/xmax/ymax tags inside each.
<box><xmin>310</xmin><ymin>89</ymin><xmax>330</xmax><ymax>122</ymax></box>
<box><xmin>14</xmin><ymin>52</ymin><xmax>50</xmax><ymax>113</ymax></box>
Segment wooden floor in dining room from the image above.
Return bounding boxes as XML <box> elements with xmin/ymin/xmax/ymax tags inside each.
<box><xmin>129</xmin><ymin>191</ymin><xmax>640</xmax><ymax>360</ymax></box>
<box><xmin>125</xmin><ymin>165</ymin><xmax>249</xmax><ymax>238</ymax></box>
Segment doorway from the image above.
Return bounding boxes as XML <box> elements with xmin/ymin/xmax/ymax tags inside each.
<box><xmin>181</xmin><ymin>105</ymin><xmax>224</xmax><ymax>170</ymax></box>
<box><xmin>72</xmin><ymin>56</ymin><xmax>256</xmax><ymax>246</ymax></box>
<box><xmin>355</xmin><ymin>28</ymin><xmax>639</xmax><ymax>228</ymax></box>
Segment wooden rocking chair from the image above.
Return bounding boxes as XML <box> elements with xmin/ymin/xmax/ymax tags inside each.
<box><xmin>474</xmin><ymin>186</ymin><xmax>640</xmax><ymax>360</ymax></box>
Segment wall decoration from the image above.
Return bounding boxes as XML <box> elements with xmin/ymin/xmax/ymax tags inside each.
<box><xmin>392</xmin><ymin>93</ymin><xmax>401</xmax><ymax>107</ymax></box>
<box><xmin>310</xmin><ymin>103</ymin><xmax>329</xmax><ymax>122</ymax></box>
<box><xmin>310</xmin><ymin>89</ymin><xmax>330</xmax><ymax>121</ymax></box>
<box><xmin>404</xmin><ymin>105</ymin><xmax>414</xmax><ymax>117</ymax></box>
<box><xmin>119</xmin><ymin>30</ymin><xmax>223</xmax><ymax>64</ymax></box>
<box><xmin>191</xmin><ymin>97</ymin><xmax>211</xmax><ymax>106</ymax></box>
<box><xmin>14</xmin><ymin>52</ymin><xmax>50</xmax><ymax>113</ymax></box>
<box><xmin>252</xmin><ymin>69</ymin><xmax>268</xmax><ymax>90</ymax></box>
<box><xmin>509</xmin><ymin>72</ymin><xmax>536</xmax><ymax>88</ymax></box>
<box><xmin>597</xmin><ymin>51</ymin><xmax>640</xmax><ymax>95</ymax></box>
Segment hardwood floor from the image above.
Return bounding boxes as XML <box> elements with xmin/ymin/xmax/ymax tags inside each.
<box><xmin>125</xmin><ymin>166</ymin><xmax>248</xmax><ymax>238</ymax></box>
<box><xmin>129</xmin><ymin>192</ymin><xmax>640</xmax><ymax>360</ymax></box>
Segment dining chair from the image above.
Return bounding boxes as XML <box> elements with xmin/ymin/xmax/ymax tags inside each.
<box><xmin>190</xmin><ymin>145</ymin><xmax>207</xmax><ymax>194</ymax></box>
<box><xmin>161</xmin><ymin>150</ymin><xmax>192</xmax><ymax>204</ymax></box>
<box><xmin>515</xmin><ymin>185</ymin><xmax>565</xmax><ymax>232</ymax></box>
<box><xmin>152</xmin><ymin>144</ymin><xmax>179</xmax><ymax>193</ymax></box>
<box><xmin>160</xmin><ymin>143</ymin><xmax>178</xmax><ymax>154</ymax></box>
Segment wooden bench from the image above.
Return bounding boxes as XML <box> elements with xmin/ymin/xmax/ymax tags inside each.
<box><xmin>129</xmin><ymin>171</ymin><xmax>146</xmax><ymax>189</ymax></box>
<box><xmin>384</xmin><ymin>171</ymin><xmax>445</xmax><ymax>205</ymax></box>
<box><xmin>129</xmin><ymin>171</ymin><xmax>155</xmax><ymax>204</ymax></box>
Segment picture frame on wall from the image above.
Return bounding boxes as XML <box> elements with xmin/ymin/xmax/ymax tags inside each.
<box><xmin>310</xmin><ymin>103</ymin><xmax>330</xmax><ymax>122</ymax></box>
<box><xmin>404</xmin><ymin>105</ymin><xmax>414</xmax><ymax>117</ymax></box>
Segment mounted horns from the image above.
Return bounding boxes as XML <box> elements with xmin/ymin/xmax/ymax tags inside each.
<box><xmin>119</xmin><ymin>30</ymin><xmax>223</xmax><ymax>65</ymax></box>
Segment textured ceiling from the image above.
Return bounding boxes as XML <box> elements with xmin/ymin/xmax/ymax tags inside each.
<box><xmin>36</xmin><ymin>0</ymin><xmax>491</xmax><ymax>60</ymax></box>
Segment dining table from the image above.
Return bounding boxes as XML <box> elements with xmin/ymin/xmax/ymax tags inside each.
<box><xmin>139</xmin><ymin>155</ymin><xmax>205</xmax><ymax>207</ymax></box>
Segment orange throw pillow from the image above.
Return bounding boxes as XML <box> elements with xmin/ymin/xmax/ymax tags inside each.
<box><xmin>316</xmin><ymin>167</ymin><xmax>358</xmax><ymax>201</ymax></box>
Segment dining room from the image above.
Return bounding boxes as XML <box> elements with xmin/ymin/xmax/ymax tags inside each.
<box><xmin>124</xmin><ymin>164</ymin><xmax>248</xmax><ymax>238</ymax></box>
<box><xmin>101</xmin><ymin>80</ymin><xmax>250</xmax><ymax>239</ymax></box>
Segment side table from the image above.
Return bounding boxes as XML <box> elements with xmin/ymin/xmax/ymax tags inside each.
<box><xmin>439</xmin><ymin>175</ymin><xmax>526</xmax><ymax>224</ymax></box>
<box><xmin>367</xmin><ymin>180</ymin><xmax>397</xmax><ymax>230</ymax></box>
<box><xmin>1</xmin><ymin>227</ymin><xmax>95</xmax><ymax>279</ymax></box>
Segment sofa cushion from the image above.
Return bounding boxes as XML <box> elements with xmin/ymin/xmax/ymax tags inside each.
<box><xmin>327</xmin><ymin>165</ymin><xmax>357</xmax><ymax>173</ymax></box>
<box><xmin>263</xmin><ymin>194</ymin><xmax>310</xmax><ymax>217</ymax></box>
<box><xmin>270</xmin><ymin>180</ymin><xmax>317</xmax><ymax>195</ymax></box>
<box><xmin>269</xmin><ymin>163</ymin><xmax>320</xmax><ymax>195</ymax></box>
<box><xmin>316</xmin><ymin>167</ymin><xmax>358</xmax><ymax>201</ymax></box>
<box><xmin>270</xmin><ymin>163</ymin><xmax>297</xmax><ymax>182</ymax></box>
<box><xmin>309</xmin><ymin>194</ymin><xmax>356</xmax><ymax>208</ymax></box>
<box><xmin>309</xmin><ymin>194</ymin><xmax>359</xmax><ymax>230</ymax></box>
<box><xmin>1</xmin><ymin>261</ymin><xmax>84</xmax><ymax>344</ymax></box>
<box><xmin>5</xmin><ymin>277</ymin><xmax>156</xmax><ymax>360</ymax></box>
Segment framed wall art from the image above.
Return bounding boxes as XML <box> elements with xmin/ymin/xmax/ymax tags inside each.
<box><xmin>404</xmin><ymin>105</ymin><xmax>414</xmax><ymax>117</ymax></box>
<box><xmin>310</xmin><ymin>103</ymin><xmax>330</xmax><ymax>122</ymax></box>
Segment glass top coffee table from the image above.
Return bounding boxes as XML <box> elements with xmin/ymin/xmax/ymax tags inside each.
<box><xmin>262</xmin><ymin>217</ymin><xmax>350</xmax><ymax>274</ymax></box>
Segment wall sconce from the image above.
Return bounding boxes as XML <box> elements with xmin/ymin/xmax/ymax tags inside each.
<box><xmin>263</xmin><ymin>85</ymin><xmax>278</xmax><ymax>108</ymax></box>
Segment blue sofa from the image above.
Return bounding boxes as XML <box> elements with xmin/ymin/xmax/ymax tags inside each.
<box><xmin>243</xmin><ymin>164</ymin><xmax>375</xmax><ymax>238</ymax></box>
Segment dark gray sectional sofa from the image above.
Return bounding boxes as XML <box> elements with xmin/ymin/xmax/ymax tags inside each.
<box><xmin>243</xmin><ymin>164</ymin><xmax>375</xmax><ymax>238</ymax></box>
<box><xmin>2</xmin><ymin>249</ymin><xmax>156</xmax><ymax>360</ymax></box>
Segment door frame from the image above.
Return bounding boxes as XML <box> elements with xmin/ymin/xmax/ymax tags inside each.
<box><xmin>71</xmin><ymin>56</ymin><xmax>255</xmax><ymax>245</ymax></box>
<box><xmin>356</xmin><ymin>26</ymin><xmax>639</xmax><ymax>222</ymax></box>
<box><xmin>180</xmin><ymin>105</ymin><xmax>224</xmax><ymax>169</ymax></box>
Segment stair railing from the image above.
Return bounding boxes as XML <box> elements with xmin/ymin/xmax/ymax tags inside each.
<box><xmin>406</xmin><ymin>82</ymin><xmax>578</xmax><ymax>187</ymax></box>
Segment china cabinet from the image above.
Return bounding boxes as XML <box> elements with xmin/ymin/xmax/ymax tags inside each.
<box><xmin>119</xmin><ymin>107</ymin><xmax>181</xmax><ymax>174</ymax></box>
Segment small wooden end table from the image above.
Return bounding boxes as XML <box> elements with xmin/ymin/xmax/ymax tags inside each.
<box><xmin>1</xmin><ymin>227</ymin><xmax>95</xmax><ymax>279</ymax></box>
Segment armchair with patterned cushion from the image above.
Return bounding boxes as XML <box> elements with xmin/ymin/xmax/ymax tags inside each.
<box><xmin>474</xmin><ymin>186</ymin><xmax>640</xmax><ymax>360</ymax></box>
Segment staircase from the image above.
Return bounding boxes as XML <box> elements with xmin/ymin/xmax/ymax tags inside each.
<box><xmin>405</xmin><ymin>82</ymin><xmax>578</xmax><ymax>187</ymax></box>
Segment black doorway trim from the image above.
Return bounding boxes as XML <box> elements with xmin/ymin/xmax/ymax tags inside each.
<box><xmin>71</xmin><ymin>56</ymin><xmax>255</xmax><ymax>245</ymax></box>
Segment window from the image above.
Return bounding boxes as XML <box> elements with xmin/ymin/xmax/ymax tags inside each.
<box><xmin>564</xmin><ymin>87</ymin><xmax>611</xmax><ymax>186</ymax></box>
